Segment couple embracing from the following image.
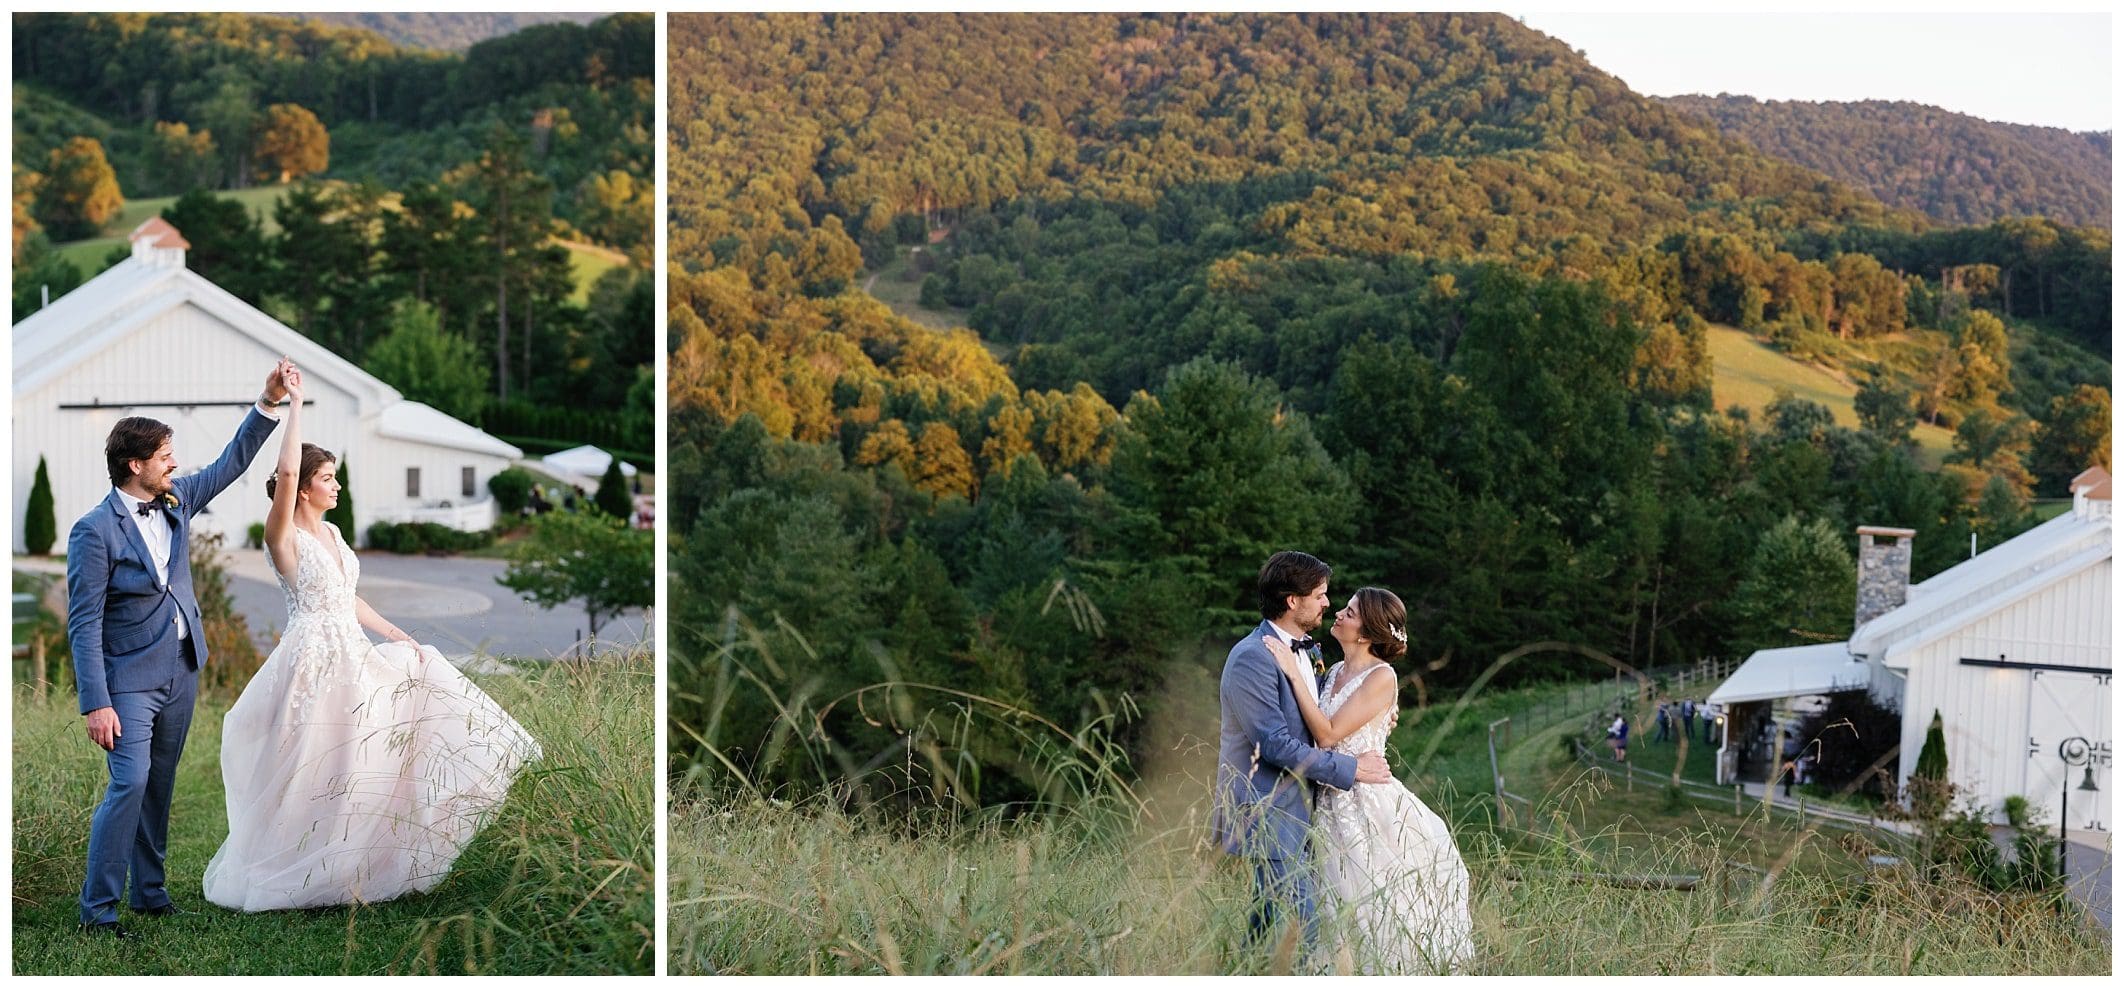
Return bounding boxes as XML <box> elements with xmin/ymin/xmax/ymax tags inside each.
<box><xmin>1213</xmin><ymin>550</ymin><xmax>1474</xmax><ymax>974</ymax></box>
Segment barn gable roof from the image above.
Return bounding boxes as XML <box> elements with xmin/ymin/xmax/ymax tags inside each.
<box><xmin>1849</xmin><ymin>507</ymin><xmax>2111</xmax><ymax>669</ymax></box>
<box><xmin>13</xmin><ymin>258</ymin><xmax>396</xmax><ymax>417</ymax></box>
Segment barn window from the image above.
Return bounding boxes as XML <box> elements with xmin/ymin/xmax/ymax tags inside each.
<box><xmin>462</xmin><ymin>467</ymin><xmax>477</xmax><ymax>498</ymax></box>
<box><xmin>406</xmin><ymin>467</ymin><xmax>421</xmax><ymax>498</ymax></box>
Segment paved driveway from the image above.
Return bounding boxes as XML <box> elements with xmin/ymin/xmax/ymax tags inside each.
<box><xmin>17</xmin><ymin>549</ymin><xmax>650</xmax><ymax>665</ymax></box>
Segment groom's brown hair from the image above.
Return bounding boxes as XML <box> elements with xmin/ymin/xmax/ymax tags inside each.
<box><xmin>105</xmin><ymin>416</ymin><xmax>174</xmax><ymax>486</ymax></box>
<box><xmin>1258</xmin><ymin>550</ymin><xmax>1331</xmax><ymax>620</ymax></box>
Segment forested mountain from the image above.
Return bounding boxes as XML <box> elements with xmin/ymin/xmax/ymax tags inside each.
<box><xmin>12</xmin><ymin>12</ymin><xmax>653</xmax><ymax>242</ymax></box>
<box><xmin>667</xmin><ymin>13</ymin><xmax>2110</xmax><ymax>799</ymax></box>
<box><xmin>1661</xmin><ymin>95</ymin><xmax>2111</xmax><ymax>229</ymax></box>
<box><xmin>14</xmin><ymin>13</ymin><xmax>655</xmax><ymax>456</ymax></box>
<box><xmin>269</xmin><ymin>12</ymin><xmax>605</xmax><ymax>51</ymax></box>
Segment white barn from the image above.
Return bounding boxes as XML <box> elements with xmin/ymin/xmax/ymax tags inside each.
<box><xmin>1711</xmin><ymin>468</ymin><xmax>2112</xmax><ymax>836</ymax></box>
<box><xmin>13</xmin><ymin>218</ymin><xmax>522</xmax><ymax>551</ymax></box>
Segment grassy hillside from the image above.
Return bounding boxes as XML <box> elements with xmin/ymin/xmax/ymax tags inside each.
<box><xmin>12</xmin><ymin>654</ymin><xmax>654</xmax><ymax>975</ymax></box>
<box><xmin>1703</xmin><ymin>324</ymin><xmax>1956</xmax><ymax>466</ymax></box>
<box><xmin>674</xmin><ymin>670</ymin><xmax>2103</xmax><ymax>974</ymax></box>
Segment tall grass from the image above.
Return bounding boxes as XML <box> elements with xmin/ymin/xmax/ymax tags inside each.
<box><xmin>671</xmin><ymin>638</ymin><xmax>2107</xmax><ymax>975</ymax></box>
<box><xmin>12</xmin><ymin>650</ymin><xmax>654</xmax><ymax>975</ymax></box>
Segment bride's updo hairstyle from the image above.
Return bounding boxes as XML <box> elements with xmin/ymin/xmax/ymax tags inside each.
<box><xmin>265</xmin><ymin>444</ymin><xmax>337</xmax><ymax>502</ymax></box>
<box><xmin>1351</xmin><ymin>587</ymin><xmax>1409</xmax><ymax>661</ymax></box>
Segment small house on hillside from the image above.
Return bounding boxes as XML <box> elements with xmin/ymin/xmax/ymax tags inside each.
<box><xmin>13</xmin><ymin>218</ymin><xmax>521</xmax><ymax>551</ymax></box>
<box><xmin>1710</xmin><ymin>467</ymin><xmax>2111</xmax><ymax>837</ymax></box>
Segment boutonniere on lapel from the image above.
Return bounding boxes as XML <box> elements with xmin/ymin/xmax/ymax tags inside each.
<box><xmin>160</xmin><ymin>491</ymin><xmax>181</xmax><ymax>513</ymax></box>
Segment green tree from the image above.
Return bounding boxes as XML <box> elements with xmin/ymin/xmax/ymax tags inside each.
<box><xmin>326</xmin><ymin>459</ymin><xmax>355</xmax><ymax>545</ymax></box>
<box><xmin>1910</xmin><ymin>710</ymin><xmax>1950</xmax><ymax>819</ymax></box>
<box><xmin>1107</xmin><ymin>356</ymin><xmax>1356</xmax><ymax>623</ymax></box>
<box><xmin>1727</xmin><ymin>514</ymin><xmax>1855</xmax><ymax>653</ymax></box>
<box><xmin>11</xmin><ymin>235</ymin><xmax>83</xmax><ymax>321</ymax></box>
<box><xmin>595</xmin><ymin>457</ymin><xmax>634</xmax><ymax>518</ymax></box>
<box><xmin>253</xmin><ymin>103</ymin><xmax>330</xmax><ymax>182</ymax></box>
<box><xmin>499</xmin><ymin>509</ymin><xmax>652</xmax><ymax>649</ymax></box>
<box><xmin>363</xmin><ymin>300</ymin><xmax>490</xmax><ymax>421</ymax></box>
<box><xmin>1971</xmin><ymin>475</ymin><xmax>2033</xmax><ymax>553</ymax></box>
<box><xmin>1854</xmin><ymin>377</ymin><xmax>1918</xmax><ymax>448</ymax></box>
<box><xmin>2029</xmin><ymin>385</ymin><xmax>2111</xmax><ymax>495</ymax></box>
<box><xmin>1945</xmin><ymin>408</ymin><xmax>2036</xmax><ymax>497</ymax></box>
<box><xmin>457</xmin><ymin>126</ymin><xmax>557</xmax><ymax>403</ymax></box>
<box><xmin>162</xmin><ymin>190</ymin><xmax>271</xmax><ymax>305</ymax></box>
<box><xmin>146</xmin><ymin>121</ymin><xmax>218</xmax><ymax>192</ymax></box>
<box><xmin>25</xmin><ymin>456</ymin><xmax>57</xmax><ymax>555</ymax></box>
<box><xmin>33</xmin><ymin>136</ymin><xmax>124</xmax><ymax>240</ymax></box>
<box><xmin>488</xmin><ymin>466</ymin><xmax>534</xmax><ymax>516</ymax></box>
<box><xmin>1945</xmin><ymin>310</ymin><xmax>2011</xmax><ymax>406</ymax></box>
<box><xmin>13</xmin><ymin>164</ymin><xmax>42</xmax><ymax>262</ymax></box>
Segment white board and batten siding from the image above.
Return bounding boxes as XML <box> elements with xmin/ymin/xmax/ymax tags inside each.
<box><xmin>13</xmin><ymin>220</ymin><xmax>520</xmax><ymax>551</ymax></box>
<box><xmin>1893</xmin><ymin>558</ymin><xmax>2111</xmax><ymax>835</ymax></box>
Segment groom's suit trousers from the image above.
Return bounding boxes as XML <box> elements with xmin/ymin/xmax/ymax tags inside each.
<box><xmin>79</xmin><ymin>641</ymin><xmax>198</xmax><ymax>924</ymax></box>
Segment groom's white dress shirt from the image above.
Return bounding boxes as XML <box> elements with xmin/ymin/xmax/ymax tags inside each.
<box><xmin>114</xmin><ymin>488</ymin><xmax>187</xmax><ymax>641</ymax></box>
<box><xmin>109</xmin><ymin>397</ymin><xmax>282</xmax><ymax>644</ymax></box>
<box><xmin>1268</xmin><ymin>621</ymin><xmax>1321</xmax><ymax>703</ymax></box>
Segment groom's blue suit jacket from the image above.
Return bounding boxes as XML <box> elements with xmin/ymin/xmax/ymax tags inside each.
<box><xmin>67</xmin><ymin>407</ymin><xmax>278</xmax><ymax>713</ymax></box>
<box><xmin>1213</xmin><ymin>618</ymin><xmax>1358</xmax><ymax>861</ymax></box>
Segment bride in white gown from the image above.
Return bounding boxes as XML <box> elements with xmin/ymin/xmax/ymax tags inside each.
<box><xmin>1264</xmin><ymin>586</ymin><xmax>1474</xmax><ymax>974</ymax></box>
<box><xmin>202</xmin><ymin>366</ymin><xmax>540</xmax><ymax>911</ymax></box>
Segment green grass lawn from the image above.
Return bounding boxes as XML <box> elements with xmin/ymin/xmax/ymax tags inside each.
<box><xmin>12</xmin><ymin>652</ymin><xmax>654</xmax><ymax>975</ymax></box>
<box><xmin>856</xmin><ymin>248</ymin><xmax>1018</xmax><ymax>364</ymax></box>
<box><xmin>560</xmin><ymin>239</ymin><xmax>629</xmax><ymax>304</ymax></box>
<box><xmin>54</xmin><ymin>187</ymin><xmax>293</xmax><ymax>273</ymax></box>
<box><xmin>1705</xmin><ymin>324</ymin><xmax>1955</xmax><ymax>467</ymax></box>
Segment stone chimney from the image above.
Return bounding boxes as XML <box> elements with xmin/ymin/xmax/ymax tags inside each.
<box><xmin>128</xmin><ymin>217</ymin><xmax>189</xmax><ymax>269</ymax></box>
<box><xmin>1855</xmin><ymin>525</ymin><xmax>1916</xmax><ymax>631</ymax></box>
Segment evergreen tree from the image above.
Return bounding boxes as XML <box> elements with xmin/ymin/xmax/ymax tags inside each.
<box><xmin>25</xmin><ymin>456</ymin><xmax>57</xmax><ymax>556</ymax></box>
<box><xmin>1728</xmin><ymin>515</ymin><xmax>1856</xmax><ymax>654</ymax></box>
<box><xmin>325</xmin><ymin>459</ymin><xmax>355</xmax><ymax>545</ymax></box>
<box><xmin>595</xmin><ymin>457</ymin><xmax>633</xmax><ymax>519</ymax></box>
<box><xmin>1910</xmin><ymin>710</ymin><xmax>1951</xmax><ymax>819</ymax></box>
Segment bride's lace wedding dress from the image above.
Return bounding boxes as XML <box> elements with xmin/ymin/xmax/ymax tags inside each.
<box><xmin>1314</xmin><ymin>661</ymin><xmax>1475</xmax><ymax>974</ymax></box>
<box><xmin>202</xmin><ymin>523</ymin><xmax>540</xmax><ymax>910</ymax></box>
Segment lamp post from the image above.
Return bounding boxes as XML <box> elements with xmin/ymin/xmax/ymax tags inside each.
<box><xmin>2057</xmin><ymin>736</ymin><xmax>2098</xmax><ymax>880</ymax></box>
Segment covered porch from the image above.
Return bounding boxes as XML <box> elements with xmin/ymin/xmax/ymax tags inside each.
<box><xmin>1706</xmin><ymin>641</ymin><xmax>1875</xmax><ymax>785</ymax></box>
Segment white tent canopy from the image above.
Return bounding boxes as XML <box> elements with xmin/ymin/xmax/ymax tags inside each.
<box><xmin>539</xmin><ymin>445</ymin><xmax>638</xmax><ymax>487</ymax></box>
<box><xmin>1707</xmin><ymin>642</ymin><xmax>1873</xmax><ymax>706</ymax></box>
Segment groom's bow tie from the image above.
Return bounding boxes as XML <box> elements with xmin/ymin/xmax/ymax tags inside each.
<box><xmin>1290</xmin><ymin>636</ymin><xmax>1318</xmax><ymax>652</ymax></box>
<box><xmin>135</xmin><ymin>499</ymin><xmax>168</xmax><ymax>518</ymax></box>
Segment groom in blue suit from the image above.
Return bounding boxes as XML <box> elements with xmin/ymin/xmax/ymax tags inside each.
<box><xmin>1214</xmin><ymin>550</ymin><xmax>1390</xmax><ymax>953</ymax></box>
<box><xmin>69</xmin><ymin>359</ymin><xmax>291</xmax><ymax>936</ymax></box>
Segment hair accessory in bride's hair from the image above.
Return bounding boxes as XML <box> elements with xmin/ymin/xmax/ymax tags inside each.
<box><xmin>1390</xmin><ymin>624</ymin><xmax>1407</xmax><ymax>643</ymax></box>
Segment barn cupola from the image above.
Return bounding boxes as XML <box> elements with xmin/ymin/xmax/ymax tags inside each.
<box><xmin>1854</xmin><ymin>525</ymin><xmax>1917</xmax><ymax>632</ymax></box>
<box><xmin>128</xmin><ymin>217</ymin><xmax>190</xmax><ymax>269</ymax></box>
<box><xmin>2069</xmin><ymin>466</ymin><xmax>2111</xmax><ymax>520</ymax></box>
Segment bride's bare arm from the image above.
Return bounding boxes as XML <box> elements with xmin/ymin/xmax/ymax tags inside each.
<box><xmin>1264</xmin><ymin>637</ymin><xmax>1399</xmax><ymax>747</ymax></box>
<box><xmin>353</xmin><ymin>596</ymin><xmax>414</xmax><ymax>644</ymax></box>
<box><xmin>262</xmin><ymin>362</ymin><xmax>303</xmax><ymax>575</ymax></box>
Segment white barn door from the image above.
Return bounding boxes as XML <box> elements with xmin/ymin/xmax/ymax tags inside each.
<box><xmin>2025</xmin><ymin>668</ymin><xmax>2111</xmax><ymax>836</ymax></box>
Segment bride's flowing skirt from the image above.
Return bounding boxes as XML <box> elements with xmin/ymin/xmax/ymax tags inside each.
<box><xmin>203</xmin><ymin>623</ymin><xmax>541</xmax><ymax>911</ymax></box>
<box><xmin>1315</xmin><ymin>779</ymin><xmax>1475</xmax><ymax>974</ymax></box>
